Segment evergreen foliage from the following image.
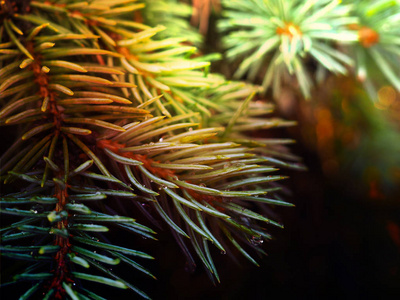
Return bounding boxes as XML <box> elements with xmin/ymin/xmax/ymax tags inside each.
<box><xmin>219</xmin><ymin>0</ymin><xmax>400</xmax><ymax>98</ymax></box>
<box><xmin>0</xmin><ymin>0</ymin><xmax>297</xmax><ymax>298</ymax></box>
<box><xmin>2</xmin><ymin>0</ymin><xmax>399</xmax><ymax>298</ymax></box>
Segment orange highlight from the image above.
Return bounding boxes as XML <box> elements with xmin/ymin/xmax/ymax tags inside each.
<box><xmin>25</xmin><ymin>42</ymin><xmax>62</xmax><ymax>127</ymax></box>
<box><xmin>358</xmin><ymin>26</ymin><xmax>379</xmax><ymax>48</ymax></box>
<box><xmin>186</xmin><ymin>188</ymin><xmax>225</xmax><ymax>211</ymax></box>
<box><xmin>276</xmin><ymin>22</ymin><xmax>302</xmax><ymax>39</ymax></box>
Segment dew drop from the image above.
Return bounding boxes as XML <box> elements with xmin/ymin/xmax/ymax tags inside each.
<box><xmin>250</xmin><ymin>235</ymin><xmax>264</xmax><ymax>246</ymax></box>
<box><xmin>159</xmin><ymin>137</ymin><xmax>163</xmax><ymax>142</ymax></box>
<box><xmin>30</xmin><ymin>204</ymin><xmax>44</xmax><ymax>214</ymax></box>
<box><xmin>220</xmin><ymin>250</ymin><xmax>226</xmax><ymax>255</ymax></box>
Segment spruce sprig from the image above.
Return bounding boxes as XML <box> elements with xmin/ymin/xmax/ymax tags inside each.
<box><xmin>346</xmin><ymin>0</ymin><xmax>400</xmax><ymax>95</ymax></box>
<box><xmin>219</xmin><ymin>0</ymin><xmax>357</xmax><ymax>98</ymax></box>
<box><xmin>95</xmin><ymin>91</ymin><xmax>297</xmax><ymax>281</ymax></box>
<box><xmin>1</xmin><ymin>0</ymin><xmax>296</xmax><ymax>297</ymax></box>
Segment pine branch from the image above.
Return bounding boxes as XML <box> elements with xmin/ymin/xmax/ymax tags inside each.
<box><xmin>1</xmin><ymin>0</ymin><xmax>299</xmax><ymax>297</ymax></box>
<box><xmin>219</xmin><ymin>0</ymin><xmax>358</xmax><ymax>98</ymax></box>
<box><xmin>346</xmin><ymin>0</ymin><xmax>400</xmax><ymax>96</ymax></box>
